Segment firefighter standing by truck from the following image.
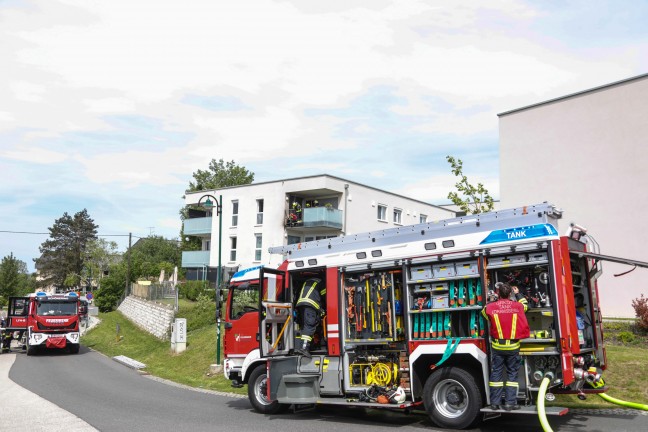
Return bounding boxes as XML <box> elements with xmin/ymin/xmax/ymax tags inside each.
<box><xmin>482</xmin><ymin>282</ymin><xmax>530</xmax><ymax>411</ymax></box>
<box><xmin>294</xmin><ymin>278</ymin><xmax>325</xmax><ymax>358</ymax></box>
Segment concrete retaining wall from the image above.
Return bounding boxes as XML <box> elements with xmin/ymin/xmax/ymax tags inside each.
<box><xmin>118</xmin><ymin>295</ymin><xmax>174</xmax><ymax>340</ymax></box>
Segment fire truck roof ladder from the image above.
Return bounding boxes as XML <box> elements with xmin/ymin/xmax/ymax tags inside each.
<box><xmin>269</xmin><ymin>202</ymin><xmax>563</xmax><ymax>260</ymax></box>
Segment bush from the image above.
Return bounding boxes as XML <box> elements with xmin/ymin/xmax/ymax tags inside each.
<box><xmin>179</xmin><ymin>280</ymin><xmax>210</xmax><ymax>301</ymax></box>
<box><xmin>632</xmin><ymin>294</ymin><xmax>648</xmax><ymax>331</ymax></box>
<box><xmin>176</xmin><ymin>292</ymin><xmax>216</xmax><ymax>332</ymax></box>
<box><xmin>617</xmin><ymin>331</ymin><xmax>637</xmax><ymax>344</ymax></box>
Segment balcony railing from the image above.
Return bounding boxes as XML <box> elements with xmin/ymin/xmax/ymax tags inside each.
<box><xmin>182</xmin><ymin>250</ymin><xmax>210</xmax><ymax>267</ymax></box>
<box><xmin>286</xmin><ymin>207</ymin><xmax>343</xmax><ymax>229</ymax></box>
<box><xmin>183</xmin><ymin>217</ymin><xmax>212</xmax><ymax>235</ymax></box>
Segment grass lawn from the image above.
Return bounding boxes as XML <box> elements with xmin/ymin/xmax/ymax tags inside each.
<box><xmin>82</xmin><ymin>310</ymin><xmax>246</xmax><ymax>395</ymax></box>
<box><xmin>83</xmin><ymin>308</ymin><xmax>648</xmax><ymax>409</ymax></box>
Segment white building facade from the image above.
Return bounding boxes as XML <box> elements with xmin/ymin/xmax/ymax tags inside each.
<box><xmin>183</xmin><ymin>174</ymin><xmax>456</xmax><ymax>282</ymax></box>
<box><xmin>499</xmin><ymin>73</ymin><xmax>648</xmax><ymax>317</ymax></box>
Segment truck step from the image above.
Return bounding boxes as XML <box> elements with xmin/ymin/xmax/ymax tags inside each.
<box><xmin>480</xmin><ymin>406</ymin><xmax>568</xmax><ymax>416</ymax></box>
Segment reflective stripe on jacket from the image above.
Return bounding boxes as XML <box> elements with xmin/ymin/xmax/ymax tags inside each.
<box><xmin>296</xmin><ymin>278</ymin><xmax>325</xmax><ymax>310</ymax></box>
<box><xmin>482</xmin><ymin>298</ymin><xmax>530</xmax><ymax>350</ymax></box>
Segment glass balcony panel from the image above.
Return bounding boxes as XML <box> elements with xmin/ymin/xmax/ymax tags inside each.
<box><xmin>182</xmin><ymin>250</ymin><xmax>210</xmax><ymax>267</ymax></box>
<box><xmin>183</xmin><ymin>217</ymin><xmax>212</xmax><ymax>235</ymax></box>
<box><xmin>302</xmin><ymin>208</ymin><xmax>343</xmax><ymax>229</ymax></box>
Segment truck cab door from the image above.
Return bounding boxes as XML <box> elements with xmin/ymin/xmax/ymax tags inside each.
<box><xmin>7</xmin><ymin>297</ymin><xmax>29</xmax><ymax>329</ymax></box>
<box><xmin>224</xmin><ymin>282</ymin><xmax>262</xmax><ymax>358</ymax></box>
<box><xmin>259</xmin><ymin>267</ymin><xmax>292</xmax><ymax>357</ymax></box>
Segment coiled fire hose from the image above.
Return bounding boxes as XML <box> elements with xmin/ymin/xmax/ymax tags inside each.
<box><xmin>537</xmin><ymin>377</ymin><xmax>554</xmax><ymax>432</ymax></box>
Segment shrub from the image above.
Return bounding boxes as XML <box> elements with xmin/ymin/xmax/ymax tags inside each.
<box><xmin>631</xmin><ymin>294</ymin><xmax>648</xmax><ymax>331</ymax></box>
<box><xmin>180</xmin><ymin>280</ymin><xmax>209</xmax><ymax>301</ymax></box>
<box><xmin>617</xmin><ymin>331</ymin><xmax>637</xmax><ymax>344</ymax></box>
<box><xmin>176</xmin><ymin>292</ymin><xmax>216</xmax><ymax>332</ymax></box>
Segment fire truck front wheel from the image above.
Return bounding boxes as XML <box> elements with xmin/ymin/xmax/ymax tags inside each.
<box><xmin>69</xmin><ymin>343</ymin><xmax>80</xmax><ymax>354</ymax></box>
<box><xmin>247</xmin><ymin>365</ymin><xmax>287</xmax><ymax>414</ymax></box>
<box><xmin>423</xmin><ymin>367</ymin><xmax>483</xmax><ymax>429</ymax></box>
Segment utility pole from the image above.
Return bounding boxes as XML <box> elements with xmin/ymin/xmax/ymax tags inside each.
<box><xmin>126</xmin><ymin>232</ymin><xmax>132</xmax><ymax>296</ymax></box>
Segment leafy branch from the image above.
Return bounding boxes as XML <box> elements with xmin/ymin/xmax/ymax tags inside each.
<box><xmin>446</xmin><ymin>155</ymin><xmax>494</xmax><ymax>215</ymax></box>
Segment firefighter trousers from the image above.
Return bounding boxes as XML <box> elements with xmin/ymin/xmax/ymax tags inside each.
<box><xmin>489</xmin><ymin>347</ymin><xmax>520</xmax><ymax>406</ymax></box>
<box><xmin>298</xmin><ymin>305</ymin><xmax>320</xmax><ymax>344</ymax></box>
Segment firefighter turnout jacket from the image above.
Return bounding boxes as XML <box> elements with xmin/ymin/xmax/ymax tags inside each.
<box><xmin>297</xmin><ymin>278</ymin><xmax>326</xmax><ymax>311</ymax></box>
<box><xmin>482</xmin><ymin>298</ymin><xmax>530</xmax><ymax>350</ymax></box>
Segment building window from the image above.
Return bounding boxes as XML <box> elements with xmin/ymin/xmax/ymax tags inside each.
<box><xmin>204</xmin><ymin>240</ymin><xmax>210</xmax><ymax>251</ymax></box>
<box><xmin>254</xmin><ymin>234</ymin><xmax>262</xmax><ymax>261</ymax></box>
<box><xmin>230</xmin><ymin>237</ymin><xmax>237</xmax><ymax>262</ymax></box>
<box><xmin>256</xmin><ymin>199</ymin><xmax>264</xmax><ymax>225</ymax></box>
<box><xmin>377</xmin><ymin>204</ymin><xmax>387</xmax><ymax>222</ymax></box>
<box><xmin>393</xmin><ymin>208</ymin><xmax>402</xmax><ymax>225</ymax></box>
<box><xmin>231</xmin><ymin>200</ymin><xmax>239</xmax><ymax>227</ymax></box>
<box><xmin>287</xmin><ymin>235</ymin><xmax>301</xmax><ymax>245</ymax></box>
<box><xmin>420</xmin><ymin>214</ymin><xmax>427</xmax><ymax>224</ymax></box>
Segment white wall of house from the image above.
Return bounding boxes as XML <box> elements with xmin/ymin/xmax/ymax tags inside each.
<box><xmin>499</xmin><ymin>74</ymin><xmax>648</xmax><ymax>317</ymax></box>
<box><xmin>185</xmin><ymin>175</ymin><xmax>455</xmax><ymax>271</ymax></box>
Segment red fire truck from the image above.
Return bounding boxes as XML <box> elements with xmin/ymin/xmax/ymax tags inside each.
<box><xmin>2</xmin><ymin>292</ymin><xmax>81</xmax><ymax>355</ymax></box>
<box><xmin>223</xmin><ymin>203</ymin><xmax>647</xmax><ymax>429</ymax></box>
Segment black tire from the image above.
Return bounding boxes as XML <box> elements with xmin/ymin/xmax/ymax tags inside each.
<box><xmin>247</xmin><ymin>365</ymin><xmax>286</xmax><ymax>414</ymax></box>
<box><xmin>423</xmin><ymin>367</ymin><xmax>483</xmax><ymax>429</ymax></box>
<box><xmin>69</xmin><ymin>343</ymin><xmax>80</xmax><ymax>354</ymax></box>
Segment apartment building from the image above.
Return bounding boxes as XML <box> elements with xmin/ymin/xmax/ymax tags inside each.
<box><xmin>498</xmin><ymin>73</ymin><xmax>648</xmax><ymax>317</ymax></box>
<box><xmin>182</xmin><ymin>174</ymin><xmax>456</xmax><ymax>282</ymax></box>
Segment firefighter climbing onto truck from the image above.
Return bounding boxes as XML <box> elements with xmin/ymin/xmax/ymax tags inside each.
<box><xmin>294</xmin><ymin>278</ymin><xmax>325</xmax><ymax>358</ymax></box>
<box><xmin>222</xmin><ymin>203</ymin><xmax>648</xmax><ymax>429</ymax></box>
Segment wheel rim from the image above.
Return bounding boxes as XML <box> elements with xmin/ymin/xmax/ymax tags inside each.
<box><xmin>254</xmin><ymin>374</ymin><xmax>272</xmax><ymax>406</ymax></box>
<box><xmin>433</xmin><ymin>378</ymin><xmax>469</xmax><ymax>419</ymax></box>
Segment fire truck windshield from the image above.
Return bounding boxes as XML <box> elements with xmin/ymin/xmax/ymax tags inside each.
<box><xmin>229</xmin><ymin>284</ymin><xmax>259</xmax><ymax>319</ymax></box>
<box><xmin>37</xmin><ymin>300</ymin><xmax>78</xmax><ymax>317</ymax></box>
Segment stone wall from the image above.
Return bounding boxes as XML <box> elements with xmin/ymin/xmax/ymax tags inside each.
<box><xmin>118</xmin><ymin>295</ymin><xmax>175</xmax><ymax>340</ymax></box>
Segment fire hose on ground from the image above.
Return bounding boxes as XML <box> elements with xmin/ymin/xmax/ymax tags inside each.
<box><xmin>537</xmin><ymin>375</ymin><xmax>648</xmax><ymax>432</ymax></box>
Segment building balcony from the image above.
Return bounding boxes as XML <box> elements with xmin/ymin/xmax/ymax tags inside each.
<box><xmin>183</xmin><ymin>217</ymin><xmax>212</xmax><ymax>236</ymax></box>
<box><xmin>285</xmin><ymin>207</ymin><xmax>343</xmax><ymax>230</ymax></box>
<box><xmin>182</xmin><ymin>250</ymin><xmax>210</xmax><ymax>268</ymax></box>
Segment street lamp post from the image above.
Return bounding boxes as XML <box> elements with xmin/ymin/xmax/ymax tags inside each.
<box><xmin>198</xmin><ymin>193</ymin><xmax>223</xmax><ymax>366</ymax></box>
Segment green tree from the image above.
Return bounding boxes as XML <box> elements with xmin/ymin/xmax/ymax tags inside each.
<box><xmin>0</xmin><ymin>253</ymin><xmax>35</xmax><ymax>303</ymax></box>
<box><xmin>180</xmin><ymin>159</ymin><xmax>254</xmax><ymax>250</ymax></box>
<box><xmin>93</xmin><ymin>236</ymin><xmax>181</xmax><ymax>311</ymax></box>
<box><xmin>34</xmin><ymin>209</ymin><xmax>98</xmax><ymax>290</ymax></box>
<box><xmin>188</xmin><ymin>158</ymin><xmax>255</xmax><ymax>191</ymax></box>
<box><xmin>81</xmin><ymin>238</ymin><xmax>119</xmax><ymax>290</ymax></box>
<box><xmin>446</xmin><ymin>155</ymin><xmax>495</xmax><ymax>214</ymax></box>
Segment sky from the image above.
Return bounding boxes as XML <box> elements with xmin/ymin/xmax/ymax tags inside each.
<box><xmin>1</xmin><ymin>0</ymin><xmax>647</xmax><ymax>272</ymax></box>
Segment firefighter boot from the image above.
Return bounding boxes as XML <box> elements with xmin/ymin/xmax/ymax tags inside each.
<box><xmin>294</xmin><ymin>340</ymin><xmax>312</xmax><ymax>358</ymax></box>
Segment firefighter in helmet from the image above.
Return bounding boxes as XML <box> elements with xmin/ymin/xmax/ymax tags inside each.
<box><xmin>482</xmin><ymin>282</ymin><xmax>530</xmax><ymax>411</ymax></box>
<box><xmin>294</xmin><ymin>278</ymin><xmax>325</xmax><ymax>358</ymax></box>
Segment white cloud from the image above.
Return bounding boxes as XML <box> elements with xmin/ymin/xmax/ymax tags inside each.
<box><xmin>2</xmin><ymin>146</ymin><xmax>69</xmax><ymax>164</ymax></box>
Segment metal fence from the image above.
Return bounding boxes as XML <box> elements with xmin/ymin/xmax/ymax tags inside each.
<box><xmin>131</xmin><ymin>282</ymin><xmax>178</xmax><ymax>302</ymax></box>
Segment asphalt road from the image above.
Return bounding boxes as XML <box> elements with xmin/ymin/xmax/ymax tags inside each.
<box><xmin>4</xmin><ymin>346</ymin><xmax>648</xmax><ymax>432</ymax></box>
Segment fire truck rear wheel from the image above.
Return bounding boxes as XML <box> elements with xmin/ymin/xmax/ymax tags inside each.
<box><xmin>247</xmin><ymin>365</ymin><xmax>287</xmax><ymax>414</ymax></box>
<box><xmin>423</xmin><ymin>366</ymin><xmax>483</xmax><ymax>429</ymax></box>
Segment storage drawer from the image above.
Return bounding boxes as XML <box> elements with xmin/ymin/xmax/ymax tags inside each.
<box><xmin>432</xmin><ymin>295</ymin><xmax>449</xmax><ymax>309</ymax></box>
<box><xmin>410</xmin><ymin>265</ymin><xmax>433</xmax><ymax>280</ymax></box>
<box><xmin>432</xmin><ymin>263</ymin><xmax>455</xmax><ymax>278</ymax></box>
<box><xmin>528</xmin><ymin>252</ymin><xmax>548</xmax><ymax>262</ymax></box>
<box><xmin>488</xmin><ymin>255</ymin><xmax>526</xmax><ymax>267</ymax></box>
<box><xmin>456</xmin><ymin>260</ymin><xmax>478</xmax><ymax>276</ymax></box>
